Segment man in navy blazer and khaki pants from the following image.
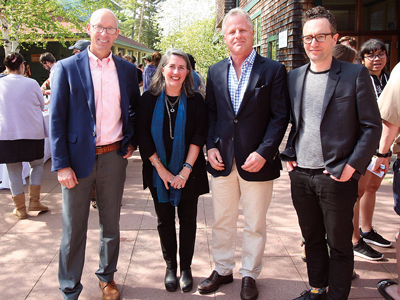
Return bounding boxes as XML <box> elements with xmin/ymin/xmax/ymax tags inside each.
<box><xmin>50</xmin><ymin>8</ymin><xmax>140</xmax><ymax>300</ymax></box>
<box><xmin>197</xmin><ymin>8</ymin><xmax>289</xmax><ymax>300</ymax></box>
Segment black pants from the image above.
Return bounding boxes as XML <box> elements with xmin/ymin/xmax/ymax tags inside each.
<box><xmin>289</xmin><ymin>167</ymin><xmax>357</xmax><ymax>300</ymax></box>
<box><xmin>151</xmin><ymin>188</ymin><xmax>199</xmax><ymax>270</ymax></box>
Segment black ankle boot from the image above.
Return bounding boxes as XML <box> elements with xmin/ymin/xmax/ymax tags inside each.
<box><xmin>180</xmin><ymin>268</ymin><xmax>193</xmax><ymax>292</ymax></box>
<box><xmin>165</xmin><ymin>268</ymin><xmax>177</xmax><ymax>292</ymax></box>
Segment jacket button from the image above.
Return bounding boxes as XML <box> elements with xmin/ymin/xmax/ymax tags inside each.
<box><xmin>234</xmin><ymin>119</ymin><xmax>238</xmax><ymax>123</ymax></box>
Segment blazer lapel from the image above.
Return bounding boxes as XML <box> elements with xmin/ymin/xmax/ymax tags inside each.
<box><xmin>292</xmin><ymin>64</ymin><xmax>308</xmax><ymax>128</ymax></box>
<box><xmin>76</xmin><ymin>50</ymin><xmax>96</xmax><ymax>122</ymax></box>
<box><xmin>113</xmin><ymin>55</ymin><xmax>127</xmax><ymax>109</ymax></box>
<box><xmin>321</xmin><ymin>57</ymin><xmax>340</xmax><ymax>119</ymax></box>
<box><xmin>236</xmin><ymin>54</ymin><xmax>263</xmax><ymax>116</ymax></box>
<box><xmin>219</xmin><ymin>58</ymin><xmax>234</xmax><ymax>115</ymax></box>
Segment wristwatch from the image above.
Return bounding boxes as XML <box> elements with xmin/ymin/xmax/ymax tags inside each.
<box><xmin>375</xmin><ymin>150</ymin><xmax>392</xmax><ymax>157</ymax></box>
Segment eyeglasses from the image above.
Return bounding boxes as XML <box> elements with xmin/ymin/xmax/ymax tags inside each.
<box><xmin>90</xmin><ymin>24</ymin><xmax>118</xmax><ymax>35</ymax></box>
<box><xmin>364</xmin><ymin>52</ymin><xmax>386</xmax><ymax>61</ymax></box>
<box><xmin>302</xmin><ymin>33</ymin><xmax>333</xmax><ymax>44</ymax></box>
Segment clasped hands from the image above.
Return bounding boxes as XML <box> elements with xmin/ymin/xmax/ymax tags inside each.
<box><xmin>159</xmin><ymin>167</ymin><xmax>190</xmax><ymax>190</ymax></box>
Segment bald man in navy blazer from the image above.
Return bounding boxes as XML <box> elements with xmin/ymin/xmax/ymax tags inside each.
<box><xmin>50</xmin><ymin>8</ymin><xmax>140</xmax><ymax>300</ymax></box>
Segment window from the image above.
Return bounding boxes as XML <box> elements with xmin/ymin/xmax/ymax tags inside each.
<box><xmin>267</xmin><ymin>35</ymin><xmax>277</xmax><ymax>60</ymax></box>
<box><xmin>362</xmin><ymin>0</ymin><xmax>398</xmax><ymax>30</ymax></box>
<box><xmin>253</xmin><ymin>16</ymin><xmax>262</xmax><ymax>54</ymax></box>
<box><xmin>321</xmin><ymin>0</ymin><xmax>357</xmax><ymax>31</ymax></box>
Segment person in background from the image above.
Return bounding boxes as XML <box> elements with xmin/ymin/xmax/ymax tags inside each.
<box><xmin>332</xmin><ymin>44</ymin><xmax>357</xmax><ymax>63</ymax></box>
<box><xmin>39</xmin><ymin>52</ymin><xmax>56</xmax><ymax>95</ymax></box>
<box><xmin>51</xmin><ymin>8</ymin><xmax>140</xmax><ymax>300</ymax></box>
<box><xmin>124</xmin><ymin>54</ymin><xmax>143</xmax><ymax>87</ymax></box>
<box><xmin>24</xmin><ymin>63</ymin><xmax>32</xmax><ymax>77</ymax></box>
<box><xmin>143</xmin><ymin>51</ymin><xmax>161</xmax><ymax>92</ymax></box>
<box><xmin>197</xmin><ymin>8</ymin><xmax>289</xmax><ymax>300</ymax></box>
<box><xmin>138</xmin><ymin>63</ymin><xmax>144</xmax><ymax>72</ymax></box>
<box><xmin>186</xmin><ymin>53</ymin><xmax>205</xmax><ymax>99</ymax></box>
<box><xmin>137</xmin><ymin>48</ymin><xmax>208</xmax><ymax>293</ymax></box>
<box><xmin>69</xmin><ymin>39</ymin><xmax>91</xmax><ymax>55</ymax></box>
<box><xmin>281</xmin><ymin>6</ymin><xmax>381</xmax><ymax>300</ymax></box>
<box><xmin>352</xmin><ymin>38</ymin><xmax>391</xmax><ymax>262</ymax></box>
<box><xmin>339</xmin><ymin>36</ymin><xmax>357</xmax><ymax>49</ymax></box>
<box><xmin>375</xmin><ymin>62</ymin><xmax>400</xmax><ymax>300</ymax></box>
<box><xmin>0</xmin><ymin>53</ymin><xmax>49</xmax><ymax>219</ymax></box>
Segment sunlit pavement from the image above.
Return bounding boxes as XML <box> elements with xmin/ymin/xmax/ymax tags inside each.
<box><xmin>0</xmin><ymin>149</ymin><xmax>398</xmax><ymax>299</ymax></box>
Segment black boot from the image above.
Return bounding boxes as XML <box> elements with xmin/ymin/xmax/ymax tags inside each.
<box><xmin>165</xmin><ymin>268</ymin><xmax>177</xmax><ymax>292</ymax></box>
<box><xmin>180</xmin><ymin>268</ymin><xmax>193</xmax><ymax>292</ymax></box>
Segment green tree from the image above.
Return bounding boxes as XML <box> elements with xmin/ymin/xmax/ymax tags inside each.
<box><xmin>158</xmin><ymin>17</ymin><xmax>228</xmax><ymax>77</ymax></box>
<box><xmin>117</xmin><ymin>0</ymin><xmax>163</xmax><ymax>49</ymax></box>
<box><xmin>0</xmin><ymin>0</ymin><xmax>113</xmax><ymax>55</ymax></box>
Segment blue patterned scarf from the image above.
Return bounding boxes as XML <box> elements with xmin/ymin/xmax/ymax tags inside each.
<box><xmin>151</xmin><ymin>89</ymin><xmax>187</xmax><ymax>206</ymax></box>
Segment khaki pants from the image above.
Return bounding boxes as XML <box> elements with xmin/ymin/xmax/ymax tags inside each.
<box><xmin>211</xmin><ymin>161</ymin><xmax>273</xmax><ymax>279</ymax></box>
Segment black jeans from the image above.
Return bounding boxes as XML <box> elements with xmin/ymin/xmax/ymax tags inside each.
<box><xmin>151</xmin><ymin>188</ymin><xmax>199</xmax><ymax>270</ymax></box>
<box><xmin>289</xmin><ymin>167</ymin><xmax>357</xmax><ymax>300</ymax></box>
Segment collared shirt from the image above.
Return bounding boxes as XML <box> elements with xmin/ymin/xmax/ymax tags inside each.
<box><xmin>88</xmin><ymin>48</ymin><xmax>122</xmax><ymax>146</ymax></box>
<box><xmin>228</xmin><ymin>49</ymin><xmax>256</xmax><ymax>115</ymax></box>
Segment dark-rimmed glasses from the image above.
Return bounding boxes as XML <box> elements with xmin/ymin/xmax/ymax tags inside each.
<box><xmin>90</xmin><ymin>24</ymin><xmax>117</xmax><ymax>35</ymax></box>
<box><xmin>364</xmin><ymin>53</ymin><xmax>386</xmax><ymax>61</ymax></box>
<box><xmin>302</xmin><ymin>33</ymin><xmax>333</xmax><ymax>44</ymax></box>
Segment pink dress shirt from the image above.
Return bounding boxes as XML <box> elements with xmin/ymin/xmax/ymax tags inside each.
<box><xmin>88</xmin><ymin>49</ymin><xmax>123</xmax><ymax>146</ymax></box>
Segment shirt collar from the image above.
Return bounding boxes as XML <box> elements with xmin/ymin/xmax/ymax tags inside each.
<box><xmin>87</xmin><ymin>47</ymin><xmax>113</xmax><ymax>67</ymax></box>
<box><xmin>228</xmin><ymin>49</ymin><xmax>257</xmax><ymax>67</ymax></box>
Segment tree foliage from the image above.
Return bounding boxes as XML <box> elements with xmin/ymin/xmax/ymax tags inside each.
<box><xmin>0</xmin><ymin>0</ymin><xmax>114</xmax><ymax>55</ymax></box>
<box><xmin>117</xmin><ymin>0</ymin><xmax>163</xmax><ymax>49</ymax></box>
<box><xmin>158</xmin><ymin>17</ymin><xmax>228</xmax><ymax>78</ymax></box>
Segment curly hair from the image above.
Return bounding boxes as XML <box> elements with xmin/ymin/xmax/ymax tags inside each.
<box><xmin>302</xmin><ymin>6</ymin><xmax>337</xmax><ymax>34</ymax></box>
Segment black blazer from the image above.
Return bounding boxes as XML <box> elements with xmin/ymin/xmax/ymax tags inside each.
<box><xmin>280</xmin><ymin>57</ymin><xmax>382</xmax><ymax>180</ymax></box>
<box><xmin>136</xmin><ymin>91</ymin><xmax>209</xmax><ymax>197</ymax></box>
<box><xmin>206</xmin><ymin>53</ymin><xmax>290</xmax><ymax>181</ymax></box>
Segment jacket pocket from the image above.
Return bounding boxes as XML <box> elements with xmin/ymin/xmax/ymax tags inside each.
<box><xmin>67</xmin><ymin>132</ymin><xmax>77</xmax><ymax>143</ymax></box>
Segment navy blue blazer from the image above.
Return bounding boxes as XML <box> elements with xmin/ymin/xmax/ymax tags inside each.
<box><xmin>280</xmin><ymin>57</ymin><xmax>382</xmax><ymax>180</ymax></box>
<box><xmin>205</xmin><ymin>53</ymin><xmax>290</xmax><ymax>181</ymax></box>
<box><xmin>50</xmin><ymin>49</ymin><xmax>140</xmax><ymax>178</ymax></box>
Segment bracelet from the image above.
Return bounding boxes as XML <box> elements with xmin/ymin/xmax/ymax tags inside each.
<box><xmin>375</xmin><ymin>150</ymin><xmax>392</xmax><ymax>158</ymax></box>
<box><xmin>151</xmin><ymin>158</ymin><xmax>161</xmax><ymax>166</ymax></box>
<box><xmin>183</xmin><ymin>162</ymin><xmax>193</xmax><ymax>172</ymax></box>
<box><xmin>178</xmin><ymin>174</ymin><xmax>187</xmax><ymax>181</ymax></box>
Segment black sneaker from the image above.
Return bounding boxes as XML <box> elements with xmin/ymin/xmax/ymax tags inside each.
<box><xmin>293</xmin><ymin>290</ymin><xmax>327</xmax><ymax>300</ymax></box>
<box><xmin>353</xmin><ymin>238</ymin><xmax>384</xmax><ymax>261</ymax></box>
<box><xmin>360</xmin><ymin>227</ymin><xmax>392</xmax><ymax>248</ymax></box>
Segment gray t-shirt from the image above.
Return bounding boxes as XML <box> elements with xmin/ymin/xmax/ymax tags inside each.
<box><xmin>295</xmin><ymin>69</ymin><xmax>329</xmax><ymax>169</ymax></box>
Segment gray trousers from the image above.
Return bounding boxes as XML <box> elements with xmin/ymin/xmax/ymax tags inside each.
<box><xmin>58</xmin><ymin>151</ymin><xmax>128</xmax><ymax>300</ymax></box>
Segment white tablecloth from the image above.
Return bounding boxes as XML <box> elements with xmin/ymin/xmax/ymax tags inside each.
<box><xmin>0</xmin><ymin>112</ymin><xmax>50</xmax><ymax>189</ymax></box>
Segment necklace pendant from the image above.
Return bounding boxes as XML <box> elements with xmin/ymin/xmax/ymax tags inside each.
<box><xmin>170</xmin><ymin>108</ymin><xmax>175</xmax><ymax>113</ymax></box>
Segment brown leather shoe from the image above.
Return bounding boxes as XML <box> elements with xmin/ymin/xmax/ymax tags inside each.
<box><xmin>197</xmin><ymin>270</ymin><xmax>233</xmax><ymax>294</ymax></box>
<box><xmin>240</xmin><ymin>277</ymin><xmax>258</xmax><ymax>300</ymax></box>
<box><xmin>99</xmin><ymin>280</ymin><xmax>120</xmax><ymax>300</ymax></box>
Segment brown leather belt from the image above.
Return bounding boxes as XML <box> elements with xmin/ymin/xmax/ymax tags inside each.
<box><xmin>95</xmin><ymin>141</ymin><xmax>121</xmax><ymax>155</ymax></box>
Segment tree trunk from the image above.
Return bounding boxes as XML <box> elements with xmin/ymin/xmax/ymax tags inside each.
<box><xmin>138</xmin><ymin>0</ymin><xmax>145</xmax><ymax>43</ymax></box>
